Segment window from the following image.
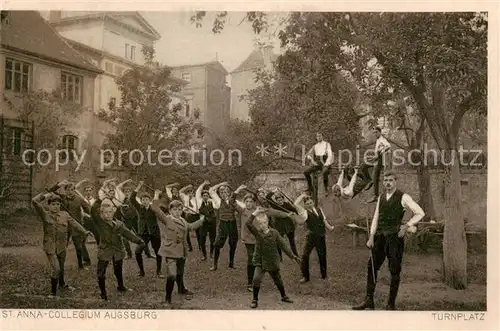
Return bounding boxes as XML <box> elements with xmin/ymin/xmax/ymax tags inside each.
<box><xmin>109</xmin><ymin>97</ymin><xmax>116</xmax><ymax>110</ymax></box>
<box><xmin>105</xmin><ymin>62</ymin><xmax>113</xmax><ymax>73</ymax></box>
<box><xmin>185</xmin><ymin>96</ymin><xmax>193</xmax><ymax>118</ymax></box>
<box><xmin>125</xmin><ymin>44</ymin><xmax>135</xmax><ymax>60</ymax></box>
<box><xmin>61</xmin><ymin>73</ymin><xmax>82</xmax><ymax>103</ymax></box>
<box><xmin>5</xmin><ymin>58</ymin><xmax>31</xmax><ymax>93</ymax></box>
<box><xmin>6</xmin><ymin>127</ymin><xmax>23</xmax><ymax>156</ymax></box>
<box><xmin>60</xmin><ymin>135</ymin><xmax>77</xmax><ymax>161</ymax></box>
<box><xmin>182</xmin><ymin>72</ymin><xmax>191</xmax><ymax>82</ymax></box>
<box><xmin>130</xmin><ymin>46</ymin><xmax>136</xmax><ymax>60</ymax></box>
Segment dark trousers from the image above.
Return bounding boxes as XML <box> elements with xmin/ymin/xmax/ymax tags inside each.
<box><xmin>304</xmin><ymin>156</ymin><xmax>331</xmax><ymax>193</ymax></box>
<box><xmin>84</xmin><ymin>216</ymin><xmax>100</xmax><ymax>244</ymax></box>
<box><xmin>372</xmin><ymin>155</ymin><xmax>384</xmax><ymax>197</ymax></box>
<box><xmin>301</xmin><ymin>233</ymin><xmax>327</xmax><ymax>281</ymax></box>
<box><xmin>213</xmin><ymin>221</ymin><xmax>238</xmax><ymax>266</ymax></box>
<box><xmin>277</xmin><ymin>231</ymin><xmax>298</xmax><ymax>258</ymax></box>
<box><xmin>252</xmin><ymin>267</ymin><xmax>287</xmax><ymax>300</ymax></box>
<box><xmin>97</xmin><ymin>258</ymin><xmax>124</xmax><ymax>296</ymax></box>
<box><xmin>245</xmin><ymin>243</ymin><xmax>256</xmax><ymax>285</ymax></box>
<box><xmin>72</xmin><ymin>235</ymin><xmax>90</xmax><ymax>268</ymax></box>
<box><xmin>196</xmin><ymin>221</ymin><xmax>217</xmax><ymax>258</ymax></box>
<box><xmin>365</xmin><ymin>233</ymin><xmax>404</xmax><ymax>304</ymax></box>
<box><xmin>123</xmin><ymin>237</ymin><xmax>133</xmax><ymax>258</ymax></box>
<box><xmin>135</xmin><ymin>233</ymin><xmax>162</xmax><ymax>274</ymax></box>
<box><xmin>165</xmin><ymin>258</ymin><xmax>187</xmax><ymax>300</ymax></box>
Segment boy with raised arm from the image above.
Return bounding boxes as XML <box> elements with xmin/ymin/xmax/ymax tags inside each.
<box><xmin>75</xmin><ymin>178</ymin><xmax>100</xmax><ymax>244</ymax></box>
<box><xmin>294</xmin><ymin>193</ymin><xmax>335</xmax><ymax>283</ymax></box>
<box><xmin>131</xmin><ymin>181</ymin><xmax>163</xmax><ymax>277</ymax></box>
<box><xmin>268</xmin><ymin>190</ymin><xmax>299</xmax><ymax>258</ymax></box>
<box><xmin>195</xmin><ymin>181</ymin><xmax>217</xmax><ymax>260</ymax></box>
<box><xmin>209</xmin><ymin>181</ymin><xmax>242</xmax><ymax>271</ymax></box>
<box><xmin>47</xmin><ymin>179</ymin><xmax>92</xmax><ymax>270</ymax></box>
<box><xmin>90</xmin><ymin>184</ymin><xmax>144</xmax><ymax>300</ymax></box>
<box><xmin>352</xmin><ymin>171</ymin><xmax>424</xmax><ymax>310</ymax></box>
<box><xmin>32</xmin><ymin>191</ymin><xmax>90</xmax><ymax>297</ymax></box>
<box><xmin>246</xmin><ymin>206</ymin><xmax>300</xmax><ymax>308</ymax></box>
<box><xmin>234</xmin><ymin>187</ymin><xmax>296</xmax><ymax>292</ymax></box>
<box><xmin>150</xmin><ymin>190</ymin><xmax>206</xmax><ymax>304</ymax></box>
<box><xmin>113</xmin><ymin>179</ymin><xmax>139</xmax><ymax>259</ymax></box>
<box><xmin>332</xmin><ymin>166</ymin><xmax>372</xmax><ymax>199</ymax></box>
<box><xmin>165</xmin><ymin>183</ymin><xmax>182</xmax><ymax>203</ymax></box>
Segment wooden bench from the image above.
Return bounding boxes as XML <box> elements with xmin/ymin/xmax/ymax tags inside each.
<box><xmin>344</xmin><ymin>224</ymin><xmax>369</xmax><ymax>248</ymax></box>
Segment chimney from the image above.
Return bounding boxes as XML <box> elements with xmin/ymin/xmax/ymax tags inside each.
<box><xmin>260</xmin><ymin>45</ymin><xmax>274</xmax><ymax>70</ymax></box>
<box><xmin>49</xmin><ymin>11</ymin><xmax>62</xmax><ymax>22</ymax></box>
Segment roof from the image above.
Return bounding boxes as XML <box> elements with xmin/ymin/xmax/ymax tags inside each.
<box><xmin>172</xmin><ymin>61</ymin><xmax>229</xmax><ymax>75</ymax></box>
<box><xmin>65</xmin><ymin>38</ymin><xmax>188</xmax><ymax>86</ymax></box>
<box><xmin>50</xmin><ymin>11</ymin><xmax>161</xmax><ymax>41</ymax></box>
<box><xmin>232</xmin><ymin>48</ymin><xmax>279</xmax><ymax>74</ymax></box>
<box><xmin>1</xmin><ymin>11</ymin><xmax>102</xmax><ymax>73</ymax></box>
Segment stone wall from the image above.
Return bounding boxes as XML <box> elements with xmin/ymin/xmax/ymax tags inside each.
<box><xmin>253</xmin><ymin>168</ymin><xmax>487</xmax><ymax>229</ymax></box>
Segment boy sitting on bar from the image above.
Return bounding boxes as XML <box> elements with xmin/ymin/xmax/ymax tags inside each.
<box><xmin>246</xmin><ymin>206</ymin><xmax>300</xmax><ymax>309</ymax></box>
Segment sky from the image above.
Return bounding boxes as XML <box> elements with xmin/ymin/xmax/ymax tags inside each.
<box><xmin>141</xmin><ymin>11</ymin><xmax>286</xmax><ymax>73</ymax></box>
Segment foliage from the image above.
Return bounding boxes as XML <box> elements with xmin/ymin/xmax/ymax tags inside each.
<box><xmin>191</xmin><ymin>11</ymin><xmax>268</xmax><ymax>34</ymax></box>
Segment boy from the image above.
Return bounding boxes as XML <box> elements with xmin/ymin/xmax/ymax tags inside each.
<box><xmin>367</xmin><ymin>127</ymin><xmax>392</xmax><ymax>203</ymax></box>
<box><xmin>246</xmin><ymin>206</ymin><xmax>300</xmax><ymax>308</ymax></box>
<box><xmin>48</xmin><ymin>179</ymin><xmax>92</xmax><ymax>269</ymax></box>
<box><xmin>150</xmin><ymin>190</ymin><xmax>206</xmax><ymax>304</ymax></box>
<box><xmin>114</xmin><ymin>179</ymin><xmax>139</xmax><ymax>259</ymax></box>
<box><xmin>130</xmin><ymin>181</ymin><xmax>163</xmax><ymax>277</ymax></box>
<box><xmin>196</xmin><ymin>181</ymin><xmax>217</xmax><ymax>260</ymax></box>
<box><xmin>90</xmin><ymin>188</ymin><xmax>144</xmax><ymax>300</ymax></box>
<box><xmin>179</xmin><ymin>184</ymin><xmax>198</xmax><ymax>252</ymax></box>
<box><xmin>32</xmin><ymin>192</ymin><xmax>90</xmax><ymax>297</ymax></box>
<box><xmin>332</xmin><ymin>166</ymin><xmax>372</xmax><ymax>199</ymax></box>
<box><xmin>303</xmin><ymin>132</ymin><xmax>334</xmax><ymax>196</ymax></box>
<box><xmin>269</xmin><ymin>191</ymin><xmax>299</xmax><ymax>257</ymax></box>
<box><xmin>294</xmin><ymin>193</ymin><xmax>335</xmax><ymax>283</ymax></box>
<box><xmin>235</xmin><ymin>188</ymin><xmax>294</xmax><ymax>292</ymax></box>
<box><xmin>209</xmin><ymin>182</ymin><xmax>242</xmax><ymax>271</ymax></box>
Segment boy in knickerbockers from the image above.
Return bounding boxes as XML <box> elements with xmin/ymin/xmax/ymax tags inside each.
<box><xmin>32</xmin><ymin>192</ymin><xmax>90</xmax><ymax>297</ymax></box>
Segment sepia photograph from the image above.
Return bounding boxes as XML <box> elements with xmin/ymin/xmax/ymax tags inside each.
<box><xmin>0</xmin><ymin>4</ymin><xmax>493</xmax><ymax>326</ymax></box>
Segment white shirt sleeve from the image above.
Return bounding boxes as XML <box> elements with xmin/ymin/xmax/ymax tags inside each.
<box><xmin>324</xmin><ymin>142</ymin><xmax>334</xmax><ymax>166</ymax></box>
<box><xmin>209</xmin><ymin>187</ymin><xmax>222</xmax><ymax>209</ymax></box>
<box><xmin>401</xmin><ymin>194</ymin><xmax>425</xmax><ymax>226</ymax></box>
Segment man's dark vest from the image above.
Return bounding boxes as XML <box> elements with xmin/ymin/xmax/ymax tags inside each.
<box><xmin>305</xmin><ymin>208</ymin><xmax>325</xmax><ymax>236</ymax></box>
<box><xmin>199</xmin><ymin>200</ymin><xmax>216</xmax><ymax>222</ymax></box>
<box><xmin>218</xmin><ymin>198</ymin><xmax>236</xmax><ymax>222</ymax></box>
<box><xmin>377</xmin><ymin>189</ymin><xmax>406</xmax><ymax>235</ymax></box>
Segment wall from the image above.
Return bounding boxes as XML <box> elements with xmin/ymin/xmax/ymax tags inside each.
<box><xmin>172</xmin><ymin>66</ymin><xmax>207</xmax><ymax>120</ymax></box>
<box><xmin>206</xmin><ymin>66</ymin><xmax>230</xmax><ymax>135</ymax></box>
<box><xmin>230</xmin><ymin>69</ymin><xmax>260</xmax><ymax>121</ymax></box>
<box><xmin>254</xmin><ymin>169</ymin><xmax>487</xmax><ymax>229</ymax></box>
<box><xmin>55</xmin><ymin>21</ymin><xmax>104</xmax><ymax>51</ymax></box>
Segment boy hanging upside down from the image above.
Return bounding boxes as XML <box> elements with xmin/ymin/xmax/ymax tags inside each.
<box><xmin>150</xmin><ymin>190</ymin><xmax>206</xmax><ymax>305</ymax></box>
<box><xmin>32</xmin><ymin>192</ymin><xmax>91</xmax><ymax>297</ymax></box>
<box><xmin>332</xmin><ymin>166</ymin><xmax>372</xmax><ymax>199</ymax></box>
<box><xmin>246</xmin><ymin>206</ymin><xmax>301</xmax><ymax>309</ymax></box>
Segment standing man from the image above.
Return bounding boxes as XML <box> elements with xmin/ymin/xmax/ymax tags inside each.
<box><xmin>303</xmin><ymin>132</ymin><xmax>334</xmax><ymax>197</ymax></box>
<box><xmin>294</xmin><ymin>193</ymin><xmax>335</xmax><ymax>283</ymax></box>
<box><xmin>352</xmin><ymin>171</ymin><xmax>424</xmax><ymax>310</ymax></box>
<box><xmin>196</xmin><ymin>181</ymin><xmax>217</xmax><ymax>260</ymax></box>
<box><xmin>367</xmin><ymin>127</ymin><xmax>391</xmax><ymax>203</ymax></box>
<box><xmin>131</xmin><ymin>181</ymin><xmax>163</xmax><ymax>277</ymax></box>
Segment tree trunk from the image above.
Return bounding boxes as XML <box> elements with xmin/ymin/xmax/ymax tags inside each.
<box><xmin>441</xmin><ymin>149</ymin><xmax>468</xmax><ymax>289</ymax></box>
<box><xmin>416</xmin><ymin>161</ymin><xmax>435</xmax><ymax>221</ymax></box>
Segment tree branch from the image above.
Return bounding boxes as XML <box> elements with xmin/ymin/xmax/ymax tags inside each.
<box><xmin>450</xmin><ymin>92</ymin><xmax>477</xmax><ymax>142</ymax></box>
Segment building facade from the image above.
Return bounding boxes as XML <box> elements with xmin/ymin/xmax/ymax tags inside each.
<box><xmin>171</xmin><ymin>61</ymin><xmax>231</xmax><ymax>139</ymax></box>
<box><xmin>230</xmin><ymin>45</ymin><xmax>277</xmax><ymax>122</ymax></box>
<box><xmin>0</xmin><ymin>11</ymin><xmax>104</xmax><ymax>207</ymax></box>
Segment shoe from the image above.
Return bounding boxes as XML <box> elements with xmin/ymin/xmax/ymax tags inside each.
<box><xmin>352</xmin><ymin>297</ymin><xmax>375</xmax><ymax>310</ymax></box>
<box><xmin>100</xmin><ymin>293</ymin><xmax>108</xmax><ymax>301</ymax></box>
<box><xmin>250</xmin><ymin>300</ymin><xmax>258</xmax><ymax>308</ymax></box>
<box><xmin>47</xmin><ymin>294</ymin><xmax>57</xmax><ymax>299</ymax></box>
<box><xmin>366</xmin><ymin>196</ymin><xmax>378</xmax><ymax>203</ymax></box>
<box><xmin>210</xmin><ymin>266</ymin><xmax>217</xmax><ymax>271</ymax></box>
<box><xmin>146</xmin><ymin>255</ymin><xmax>154</xmax><ymax>259</ymax></box>
<box><xmin>363</xmin><ymin>182</ymin><xmax>373</xmax><ymax>191</ymax></box>
<box><xmin>229</xmin><ymin>263</ymin><xmax>235</xmax><ymax>269</ymax></box>
<box><xmin>79</xmin><ymin>266</ymin><xmax>89</xmax><ymax>271</ymax></box>
<box><xmin>117</xmin><ymin>286</ymin><xmax>132</xmax><ymax>292</ymax></box>
<box><xmin>83</xmin><ymin>261</ymin><xmax>91</xmax><ymax>267</ymax></box>
<box><xmin>138</xmin><ymin>271</ymin><xmax>145</xmax><ymax>277</ymax></box>
<box><xmin>157</xmin><ymin>273</ymin><xmax>165</xmax><ymax>279</ymax></box>
<box><xmin>281</xmin><ymin>296</ymin><xmax>293</xmax><ymax>303</ymax></box>
<box><xmin>60</xmin><ymin>284</ymin><xmax>75</xmax><ymax>291</ymax></box>
<box><xmin>180</xmin><ymin>288</ymin><xmax>194</xmax><ymax>295</ymax></box>
<box><xmin>247</xmin><ymin>285</ymin><xmax>253</xmax><ymax>293</ymax></box>
<box><xmin>299</xmin><ymin>278</ymin><xmax>309</xmax><ymax>284</ymax></box>
<box><xmin>201</xmin><ymin>256</ymin><xmax>207</xmax><ymax>261</ymax></box>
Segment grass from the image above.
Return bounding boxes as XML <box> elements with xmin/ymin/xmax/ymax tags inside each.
<box><xmin>0</xmin><ymin>214</ymin><xmax>487</xmax><ymax>310</ymax></box>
